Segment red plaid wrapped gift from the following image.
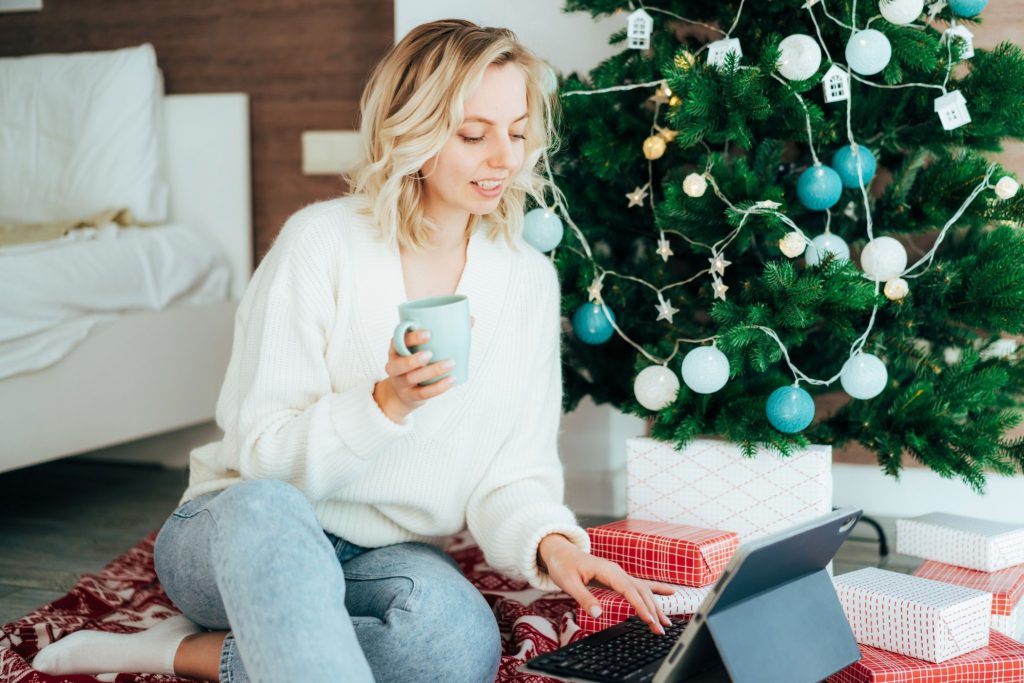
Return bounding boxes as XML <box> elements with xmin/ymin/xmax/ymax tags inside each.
<box><xmin>897</xmin><ymin>513</ymin><xmax>1024</xmax><ymax>572</ymax></box>
<box><xmin>575</xmin><ymin>585</ymin><xmax>710</xmax><ymax>633</ymax></box>
<box><xmin>826</xmin><ymin>630</ymin><xmax>1024</xmax><ymax>683</ymax></box>
<box><xmin>914</xmin><ymin>560</ymin><xmax>1024</xmax><ymax>640</ymax></box>
<box><xmin>586</xmin><ymin>519</ymin><xmax>737</xmax><ymax>586</ymax></box>
<box><xmin>832</xmin><ymin>567</ymin><xmax>992</xmax><ymax>663</ymax></box>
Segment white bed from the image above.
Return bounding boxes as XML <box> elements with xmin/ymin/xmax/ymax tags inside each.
<box><xmin>0</xmin><ymin>93</ymin><xmax>253</xmax><ymax>473</ymax></box>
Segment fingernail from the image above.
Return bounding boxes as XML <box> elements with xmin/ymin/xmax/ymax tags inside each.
<box><xmin>442</xmin><ymin>360</ymin><xmax>456</xmax><ymax>369</ymax></box>
<box><xmin>422</xmin><ymin>331</ymin><xmax>431</xmax><ymax>340</ymax></box>
<box><xmin>589</xmin><ymin>605</ymin><xmax>602</xmax><ymax>618</ymax></box>
<box><xmin>420</xmin><ymin>351</ymin><xmax>433</xmax><ymax>362</ymax></box>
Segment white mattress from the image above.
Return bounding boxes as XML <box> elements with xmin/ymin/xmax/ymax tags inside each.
<box><xmin>0</xmin><ymin>224</ymin><xmax>231</xmax><ymax>379</ymax></box>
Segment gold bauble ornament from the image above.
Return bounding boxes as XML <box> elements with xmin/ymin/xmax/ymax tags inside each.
<box><xmin>778</xmin><ymin>231</ymin><xmax>806</xmax><ymax>258</ymax></box>
<box><xmin>643</xmin><ymin>135</ymin><xmax>667</xmax><ymax>160</ymax></box>
<box><xmin>675</xmin><ymin>51</ymin><xmax>695</xmax><ymax>70</ymax></box>
<box><xmin>669</xmin><ymin>95</ymin><xmax>682</xmax><ymax>107</ymax></box>
<box><xmin>884</xmin><ymin>277</ymin><xmax>909</xmax><ymax>301</ymax></box>
<box><xmin>683</xmin><ymin>172</ymin><xmax>707</xmax><ymax>197</ymax></box>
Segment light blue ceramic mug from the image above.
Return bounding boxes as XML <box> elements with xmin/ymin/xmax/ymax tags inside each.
<box><xmin>392</xmin><ymin>294</ymin><xmax>470</xmax><ymax>385</ymax></box>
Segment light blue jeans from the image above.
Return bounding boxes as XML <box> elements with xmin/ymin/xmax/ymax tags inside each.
<box><xmin>153</xmin><ymin>478</ymin><xmax>502</xmax><ymax>683</ymax></box>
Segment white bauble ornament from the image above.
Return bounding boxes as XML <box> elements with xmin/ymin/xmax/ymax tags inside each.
<box><xmin>860</xmin><ymin>236</ymin><xmax>907</xmax><ymax>281</ymax></box>
<box><xmin>840</xmin><ymin>352</ymin><xmax>888</xmax><ymax>400</ymax></box>
<box><xmin>634</xmin><ymin>365</ymin><xmax>681</xmax><ymax>411</ymax></box>
<box><xmin>805</xmin><ymin>232</ymin><xmax>851</xmax><ymax>266</ymax></box>
<box><xmin>779</xmin><ymin>231</ymin><xmax>807</xmax><ymax>258</ymax></box>
<box><xmin>680</xmin><ymin>346</ymin><xmax>730</xmax><ymax>394</ymax></box>
<box><xmin>995</xmin><ymin>176</ymin><xmax>1020</xmax><ymax>199</ymax></box>
<box><xmin>879</xmin><ymin>0</ymin><xmax>924</xmax><ymax>24</ymax></box>
<box><xmin>778</xmin><ymin>34</ymin><xmax>823</xmax><ymax>81</ymax></box>
<box><xmin>884</xmin><ymin>277</ymin><xmax>909</xmax><ymax>300</ymax></box>
<box><xmin>845</xmin><ymin>29</ymin><xmax>892</xmax><ymax>76</ymax></box>
<box><xmin>683</xmin><ymin>173</ymin><xmax>708</xmax><ymax>197</ymax></box>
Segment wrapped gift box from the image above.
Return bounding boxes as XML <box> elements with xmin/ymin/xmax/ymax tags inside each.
<box><xmin>832</xmin><ymin>567</ymin><xmax>992</xmax><ymax>663</ymax></box>
<box><xmin>897</xmin><ymin>513</ymin><xmax>1024</xmax><ymax>572</ymax></box>
<box><xmin>827</xmin><ymin>630</ymin><xmax>1024</xmax><ymax>683</ymax></box>
<box><xmin>914</xmin><ymin>560</ymin><xmax>1024</xmax><ymax>641</ymax></box>
<box><xmin>626</xmin><ymin>437</ymin><xmax>831</xmax><ymax>540</ymax></box>
<box><xmin>575</xmin><ymin>585</ymin><xmax>711</xmax><ymax>633</ymax></box>
<box><xmin>586</xmin><ymin>519</ymin><xmax>737</xmax><ymax>587</ymax></box>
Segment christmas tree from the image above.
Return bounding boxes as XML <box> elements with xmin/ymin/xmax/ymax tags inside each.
<box><xmin>530</xmin><ymin>0</ymin><xmax>1024</xmax><ymax>491</ymax></box>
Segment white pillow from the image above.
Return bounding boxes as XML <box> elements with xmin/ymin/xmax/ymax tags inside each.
<box><xmin>0</xmin><ymin>43</ymin><xmax>168</xmax><ymax>224</ymax></box>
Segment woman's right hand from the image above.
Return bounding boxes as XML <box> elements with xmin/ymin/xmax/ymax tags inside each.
<box><xmin>373</xmin><ymin>329</ymin><xmax>457</xmax><ymax>423</ymax></box>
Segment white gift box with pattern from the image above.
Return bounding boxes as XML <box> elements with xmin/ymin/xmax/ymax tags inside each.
<box><xmin>832</xmin><ymin>567</ymin><xmax>992</xmax><ymax>663</ymax></box>
<box><xmin>897</xmin><ymin>512</ymin><xmax>1024</xmax><ymax>572</ymax></box>
<box><xmin>625</xmin><ymin>437</ymin><xmax>831</xmax><ymax>540</ymax></box>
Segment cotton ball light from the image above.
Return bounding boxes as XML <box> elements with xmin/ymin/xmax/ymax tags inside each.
<box><xmin>572</xmin><ymin>303</ymin><xmax>616</xmax><ymax>345</ymax></box>
<box><xmin>683</xmin><ymin>172</ymin><xmax>707</xmax><ymax>197</ymax></box>
<box><xmin>643</xmin><ymin>135</ymin><xmax>667</xmax><ymax>160</ymax></box>
<box><xmin>522</xmin><ymin>208</ymin><xmax>564</xmax><ymax>253</ymax></box>
<box><xmin>680</xmin><ymin>346</ymin><xmax>730</xmax><ymax>394</ymax></box>
<box><xmin>777</xmin><ymin>34</ymin><xmax>822</xmax><ymax>81</ymax></box>
<box><xmin>995</xmin><ymin>176</ymin><xmax>1020</xmax><ymax>200</ymax></box>
<box><xmin>779</xmin><ymin>231</ymin><xmax>807</xmax><ymax>258</ymax></box>
<box><xmin>948</xmin><ymin>0</ymin><xmax>988</xmax><ymax>17</ymax></box>
<box><xmin>860</xmin><ymin>236</ymin><xmax>907</xmax><ymax>281</ymax></box>
<box><xmin>765</xmin><ymin>385</ymin><xmax>815</xmax><ymax>433</ymax></box>
<box><xmin>831</xmin><ymin>145</ymin><xmax>877</xmax><ymax>189</ymax></box>
<box><xmin>845</xmin><ymin>29</ymin><xmax>892</xmax><ymax>76</ymax></box>
<box><xmin>797</xmin><ymin>165</ymin><xmax>843</xmax><ymax>211</ymax></box>
<box><xmin>879</xmin><ymin>0</ymin><xmax>924</xmax><ymax>25</ymax></box>
<box><xmin>634</xmin><ymin>365</ymin><xmax>681</xmax><ymax>411</ymax></box>
<box><xmin>884</xmin><ymin>277</ymin><xmax>909</xmax><ymax>301</ymax></box>
<box><xmin>840</xmin><ymin>352</ymin><xmax>888</xmax><ymax>399</ymax></box>
<box><xmin>805</xmin><ymin>232</ymin><xmax>851</xmax><ymax>266</ymax></box>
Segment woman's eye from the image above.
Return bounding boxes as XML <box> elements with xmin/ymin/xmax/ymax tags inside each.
<box><xmin>461</xmin><ymin>136</ymin><xmax>484</xmax><ymax>144</ymax></box>
<box><xmin>513</xmin><ymin>134</ymin><xmax>527</xmax><ymax>141</ymax></box>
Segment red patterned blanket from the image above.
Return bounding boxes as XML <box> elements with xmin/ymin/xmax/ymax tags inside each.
<box><xmin>0</xmin><ymin>530</ymin><xmax>585</xmax><ymax>682</ymax></box>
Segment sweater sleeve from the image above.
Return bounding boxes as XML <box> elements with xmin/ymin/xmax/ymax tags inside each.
<box><xmin>464</xmin><ymin>260</ymin><xmax>590</xmax><ymax>591</ymax></box>
<box><xmin>230</xmin><ymin>211</ymin><xmax>412</xmax><ymax>500</ymax></box>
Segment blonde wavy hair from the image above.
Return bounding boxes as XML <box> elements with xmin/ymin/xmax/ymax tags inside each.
<box><xmin>343</xmin><ymin>19</ymin><xmax>562</xmax><ymax>251</ymax></box>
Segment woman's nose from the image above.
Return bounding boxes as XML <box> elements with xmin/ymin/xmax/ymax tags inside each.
<box><xmin>489</xmin><ymin>135</ymin><xmax>516</xmax><ymax>168</ymax></box>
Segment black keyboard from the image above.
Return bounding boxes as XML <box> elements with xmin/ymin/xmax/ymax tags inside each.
<box><xmin>525</xmin><ymin>614</ymin><xmax>691</xmax><ymax>682</ymax></box>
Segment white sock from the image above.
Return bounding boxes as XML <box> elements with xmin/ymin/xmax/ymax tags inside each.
<box><xmin>33</xmin><ymin>614</ymin><xmax>203</xmax><ymax>676</ymax></box>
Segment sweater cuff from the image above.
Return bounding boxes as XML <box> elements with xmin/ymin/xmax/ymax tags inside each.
<box><xmin>330</xmin><ymin>383</ymin><xmax>414</xmax><ymax>460</ymax></box>
<box><xmin>517</xmin><ymin>506</ymin><xmax>591</xmax><ymax>592</ymax></box>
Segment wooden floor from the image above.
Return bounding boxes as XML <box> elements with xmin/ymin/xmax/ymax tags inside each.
<box><xmin>0</xmin><ymin>452</ymin><xmax>921</xmax><ymax>625</ymax></box>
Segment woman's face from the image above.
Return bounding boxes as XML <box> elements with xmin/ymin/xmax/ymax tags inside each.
<box><xmin>419</xmin><ymin>63</ymin><xmax>528</xmax><ymax>228</ymax></box>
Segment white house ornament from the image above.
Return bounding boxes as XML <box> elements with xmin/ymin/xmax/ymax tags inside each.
<box><xmin>943</xmin><ymin>24</ymin><xmax>975</xmax><ymax>60</ymax></box>
<box><xmin>822</xmin><ymin>64</ymin><xmax>850</xmax><ymax>103</ymax></box>
<box><xmin>707</xmin><ymin>38</ymin><xmax>743</xmax><ymax>69</ymax></box>
<box><xmin>934</xmin><ymin>90</ymin><xmax>971</xmax><ymax>130</ymax></box>
<box><xmin>627</xmin><ymin>8</ymin><xmax>653</xmax><ymax>50</ymax></box>
<box><xmin>995</xmin><ymin>176</ymin><xmax>1020</xmax><ymax>199</ymax></box>
<box><xmin>683</xmin><ymin>173</ymin><xmax>708</xmax><ymax>197</ymax></box>
<box><xmin>778</xmin><ymin>34</ymin><xmax>822</xmax><ymax>81</ymax></box>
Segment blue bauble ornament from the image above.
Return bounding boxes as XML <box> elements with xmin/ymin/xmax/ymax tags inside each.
<box><xmin>522</xmin><ymin>208</ymin><xmax>564</xmax><ymax>253</ymax></box>
<box><xmin>680</xmin><ymin>346</ymin><xmax>730</xmax><ymax>394</ymax></box>
<box><xmin>797</xmin><ymin>165</ymin><xmax>843</xmax><ymax>211</ymax></box>
<box><xmin>765</xmin><ymin>385</ymin><xmax>815</xmax><ymax>433</ymax></box>
<box><xmin>572</xmin><ymin>303</ymin><xmax>616</xmax><ymax>345</ymax></box>
<box><xmin>948</xmin><ymin>0</ymin><xmax>988</xmax><ymax>17</ymax></box>
<box><xmin>831</xmin><ymin>145</ymin><xmax>877</xmax><ymax>189</ymax></box>
<box><xmin>840</xmin><ymin>352</ymin><xmax>888</xmax><ymax>400</ymax></box>
<box><xmin>845</xmin><ymin>29</ymin><xmax>892</xmax><ymax>76</ymax></box>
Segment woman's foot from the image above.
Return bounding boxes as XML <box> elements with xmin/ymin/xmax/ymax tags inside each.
<box><xmin>33</xmin><ymin>613</ymin><xmax>203</xmax><ymax>676</ymax></box>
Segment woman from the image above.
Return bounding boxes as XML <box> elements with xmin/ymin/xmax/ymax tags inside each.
<box><xmin>34</xmin><ymin>19</ymin><xmax>675</xmax><ymax>682</ymax></box>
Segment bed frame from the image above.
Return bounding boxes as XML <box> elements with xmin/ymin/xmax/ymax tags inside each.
<box><xmin>0</xmin><ymin>93</ymin><xmax>253</xmax><ymax>474</ymax></box>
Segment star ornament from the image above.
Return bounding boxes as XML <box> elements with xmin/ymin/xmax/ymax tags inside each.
<box><xmin>626</xmin><ymin>186</ymin><xmax>648</xmax><ymax>208</ymax></box>
<box><xmin>928</xmin><ymin>0</ymin><xmax>947</xmax><ymax>20</ymax></box>
<box><xmin>708</xmin><ymin>254</ymin><xmax>731</xmax><ymax>276</ymax></box>
<box><xmin>655</xmin><ymin>297</ymin><xmax>680</xmax><ymax>323</ymax></box>
<box><xmin>712</xmin><ymin>276</ymin><xmax>729</xmax><ymax>301</ymax></box>
<box><xmin>587</xmin><ymin>278</ymin><xmax>604</xmax><ymax>303</ymax></box>
<box><xmin>656</xmin><ymin>237</ymin><xmax>674</xmax><ymax>262</ymax></box>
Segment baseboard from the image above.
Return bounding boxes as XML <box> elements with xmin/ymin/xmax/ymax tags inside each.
<box><xmin>75</xmin><ymin>421</ymin><xmax>221</xmax><ymax>470</ymax></box>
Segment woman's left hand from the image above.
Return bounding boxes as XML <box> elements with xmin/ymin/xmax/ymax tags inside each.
<box><xmin>538</xmin><ymin>534</ymin><xmax>677</xmax><ymax>635</ymax></box>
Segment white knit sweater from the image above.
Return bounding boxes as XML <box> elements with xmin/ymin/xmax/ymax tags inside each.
<box><xmin>182</xmin><ymin>195</ymin><xmax>590</xmax><ymax>590</ymax></box>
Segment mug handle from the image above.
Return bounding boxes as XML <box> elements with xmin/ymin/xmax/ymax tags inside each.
<box><xmin>392</xmin><ymin>320</ymin><xmax>420</xmax><ymax>356</ymax></box>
